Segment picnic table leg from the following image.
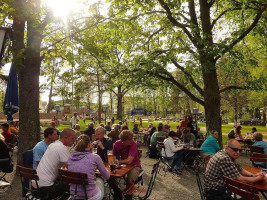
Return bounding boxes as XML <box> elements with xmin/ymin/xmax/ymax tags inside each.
<box><xmin>107</xmin><ymin>178</ymin><xmax>123</xmax><ymax>200</ymax></box>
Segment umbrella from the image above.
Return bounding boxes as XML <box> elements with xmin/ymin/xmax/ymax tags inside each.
<box><xmin>3</xmin><ymin>63</ymin><xmax>19</xmax><ymax>121</ymax></box>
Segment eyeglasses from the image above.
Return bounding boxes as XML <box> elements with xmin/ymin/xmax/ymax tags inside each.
<box><xmin>229</xmin><ymin>146</ymin><xmax>242</xmax><ymax>152</ymax></box>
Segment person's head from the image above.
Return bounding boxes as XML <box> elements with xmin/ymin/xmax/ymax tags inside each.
<box><xmin>74</xmin><ymin>124</ymin><xmax>80</xmax><ymax>131</ymax></box>
<box><xmin>120</xmin><ymin>130</ymin><xmax>133</xmax><ymax>146</ymax></box>
<box><xmin>164</xmin><ymin>124</ymin><xmax>170</xmax><ymax>131</ymax></box>
<box><xmin>134</xmin><ymin>123</ymin><xmax>138</xmax><ymax>127</ymax></box>
<box><xmin>75</xmin><ymin>135</ymin><xmax>91</xmax><ymax>152</ymax></box>
<box><xmin>88</xmin><ymin>122</ymin><xmax>94</xmax><ymax>128</ymax></box>
<box><xmin>158</xmin><ymin>125</ymin><xmax>163</xmax><ymax>132</ymax></box>
<box><xmin>9</xmin><ymin>121</ymin><xmax>16</xmax><ymax>127</ymax></box>
<box><xmin>114</xmin><ymin>124</ymin><xmax>120</xmax><ymax>131</ymax></box>
<box><xmin>252</xmin><ymin>127</ymin><xmax>257</xmax><ymax>133</ymax></box>
<box><xmin>100</xmin><ymin>123</ymin><xmax>104</xmax><ymax>128</ymax></box>
<box><xmin>95</xmin><ymin>126</ymin><xmax>105</xmax><ymax>140</ymax></box>
<box><xmin>254</xmin><ymin>133</ymin><xmax>263</xmax><ymax>141</ymax></box>
<box><xmin>150</xmin><ymin>127</ymin><xmax>156</xmax><ymax>134</ymax></box>
<box><xmin>225</xmin><ymin>139</ymin><xmax>242</xmax><ymax>160</ymax></box>
<box><xmin>119</xmin><ymin>121</ymin><xmax>123</xmax><ymax>125</ymax></box>
<box><xmin>1</xmin><ymin>123</ymin><xmax>9</xmax><ymax>131</ymax></box>
<box><xmin>183</xmin><ymin>129</ymin><xmax>190</xmax><ymax>137</ymax></box>
<box><xmin>188</xmin><ymin>116</ymin><xmax>193</xmax><ymax>121</ymax></box>
<box><xmin>236</xmin><ymin>125</ymin><xmax>242</xmax><ymax>133</ymax></box>
<box><xmin>176</xmin><ymin>125</ymin><xmax>180</xmax><ymax>129</ymax></box>
<box><xmin>168</xmin><ymin>131</ymin><xmax>178</xmax><ymax>139</ymax></box>
<box><xmin>121</xmin><ymin>124</ymin><xmax>128</xmax><ymax>130</ymax></box>
<box><xmin>74</xmin><ymin>112</ymin><xmax>77</xmax><ymax>117</ymax></box>
<box><xmin>60</xmin><ymin>128</ymin><xmax>76</xmax><ymax>147</ymax></box>
<box><xmin>44</xmin><ymin>127</ymin><xmax>58</xmax><ymax>141</ymax></box>
<box><xmin>148</xmin><ymin>123</ymin><xmax>153</xmax><ymax>128</ymax></box>
<box><xmin>210</xmin><ymin>130</ymin><xmax>219</xmax><ymax>139</ymax></box>
<box><xmin>107</xmin><ymin>122</ymin><xmax>111</xmax><ymax>126</ymax></box>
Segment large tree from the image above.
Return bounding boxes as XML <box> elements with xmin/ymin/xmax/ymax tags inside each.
<box><xmin>109</xmin><ymin>0</ymin><xmax>266</xmax><ymax>145</ymax></box>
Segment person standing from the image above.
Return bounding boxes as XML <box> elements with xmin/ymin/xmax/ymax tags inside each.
<box><xmin>178</xmin><ymin>116</ymin><xmax>188</xmax><ymax>132</ymax></box>
<box><xmin>111</xmin><ymin>117</ymin><xmax>115</xmax><ymax>125</ymax></box>
<box><xmin>70</xmin><ymin>112</ymin><xmax>79</xmax><ymax>129</ymax></box>
<box><xmin>187</xmin><ymin>116</ymin><xmax>198</xmax><ymax>138</ymax></box>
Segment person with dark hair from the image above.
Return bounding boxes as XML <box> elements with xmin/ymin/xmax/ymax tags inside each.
<box><xmin>132</xmin><ymin>123</ymin><xmax>139</xmax><ymax>135</ymax></box>
<box><xmin>187</xmin><ymin>116</ymin><xmax>198</xmax><ymax>138</ymax></box>
<box><xmin>0</xmin><ymin>136</ymin><xmax>11</xmax><ymax>171</ymax></box>
<box><xmin>121</xmin><ymin>124</ymin><xmax>128</xmax><ymax>131</ymax></box>
<box><xmin>68</xmin><ymin>135</ymin><xmax>110</xmax><ymax>200</ymax></box>
<box><xmin>1</xmin><ymin>123</ymin><xmax>11</xmax><ymax>144</ymax></box>
<box><xmin>111</xmin><ymin>117</ymin><xmax>115</xmax><ymax>124</ymax></box>
<box><xmin>183</xmin><ymin>129</ymin><xmax>197</xmax><ymax>147</ymax></box>
<box><xmin>104</xmin><ymin>122</ymin><xmax>111</xmax><ymax>132</ymax></box>
<box><xmin>84</xmin><ymin>122</ymin><xmax>95</xmax><ymax>141</ymax></box>
<box><xmin>163</xmin><ymin>131</ymin><xmax>183</xmax><ymax>174</ymax></box>
<box><xmin>108</xmin><ymin>125</ymin><xmax>120</xmax><ymax>143</ymax></box>
<box><xmin>33</xmin><ymin>128</ymin><xmax>58</xmax><ymax>169</ymax></box>
<box><xmin>150</xmin><ymin>125</ymin><xmax>168</xmax><ymax>145</ymax></box>
<box><xmin>228</xmin><ymin>125</ymin><xmax>243</xmax><ymax>139</ymax></box>
<box><xmin>35</xmin><ymin>128</ymin><xmax>76</xmax><ymax>199</ymax></box>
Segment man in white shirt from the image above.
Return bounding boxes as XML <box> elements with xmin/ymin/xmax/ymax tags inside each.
<box><xmin>163</xmin><ymin>131</ymin><xmax>184</xmax><ymax>174</ymax></box>
<box><xmin>70</xmin><ymin>112</ymin><xmax>79</xmax><ymax>128</ymax></box>
<box><xmin>34</xmin><ymin>128</ymin><xmax>76</xmax><ymax>199</ymax></box>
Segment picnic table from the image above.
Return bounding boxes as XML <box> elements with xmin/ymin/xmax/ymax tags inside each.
<box><xmin>96</xmin><ymin>163</ymin><xmax>134</xmax><ymax>200</ymax></box>
<box><xmin>243</xmin><ymin>166</ymin><xmax>267</xmax><ymax>199</ymax></box>
<box><xmin>181</xmin><ymin>147</ymin><xmax>202</xmax><ymax>171</ymax></box>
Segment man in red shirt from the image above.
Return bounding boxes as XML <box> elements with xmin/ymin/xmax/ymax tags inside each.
<box><xmin>1</xmin><ymin>123</ymin><xmax>11</xmax><ymax>144</ymax></box>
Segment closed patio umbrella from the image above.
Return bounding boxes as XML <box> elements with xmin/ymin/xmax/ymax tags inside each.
<box><xmin>3</xmin><ymin>63</ymin><xmax>19</xmax><ymax>121</ymax></box>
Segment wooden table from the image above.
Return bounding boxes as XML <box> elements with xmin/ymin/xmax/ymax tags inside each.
<box><xmin>96</xmin><ymin>163</ymin><xmax>134</xmax><ymax>200</ymax></box>
<box><xmin>181</xmin><ymin>148</ymin><xmax>202</xmax><ymax>171</ymax></box>
<box><xmin>243</xmin><ymin>166</ymin><xmax>267</xmax><ymax>199</ymax></box>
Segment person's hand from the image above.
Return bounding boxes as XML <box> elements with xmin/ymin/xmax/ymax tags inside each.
<box><xmin>97</xmin><ymin>140</ymin><xmax>104</xmax><ymax>150</ymax></box>
<box><xmin>90</xmin><ymin>143</ymin><xmax>94</xmax><ymax>149</ymax></box>
<box><xmin>255</xmin><ymin>172</ymin><xmax>266</xmax><ymax>177</ymax></box>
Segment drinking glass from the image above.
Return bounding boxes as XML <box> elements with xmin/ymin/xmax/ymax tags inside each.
<box><xmin>107</xmin><ymin>150</ymin><xmax>113</xmax><ymax>166</ymax></box>
<box><xmin>93</xmin><ymin>148</ymin><xmax>97</xmax><ymax>154</ymax></box>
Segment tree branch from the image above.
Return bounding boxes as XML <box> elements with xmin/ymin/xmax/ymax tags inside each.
<box><xmin>171</xmin><ymin>59</ymin><xmax>204</xmax><ymax>96</ymax></box>
<box><xmin>215</xmin><ymin>7</ymin><xmax>266</xmax><ymax>62</ymax></box>
<box><xmin>157</xmin><ymin>0</ymin><xmax>199</xmax><ymax>48</ymax></box>
<box><xmin>219</xmin><ymin>85</ymin><xmax>247</xmax><ymax>93</ymax></box>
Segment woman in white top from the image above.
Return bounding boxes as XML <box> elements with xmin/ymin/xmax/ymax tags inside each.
<box><xmin>163</xmin><ymin>131</ymin><xmax>183</xmax><ymax>173</ymax></box>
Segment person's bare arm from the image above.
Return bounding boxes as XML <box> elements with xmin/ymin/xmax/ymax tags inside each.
<box><xmin>61</xmin><ymin>162</ymin><xmax>68</xmax><ymax>170</ymax></box>
<box><xmin>237</xmin><ymin>173</ymin><xmax>265</xmax><ymax>183</ymax></box>
<box><xmin>118</xmin><ymin>156</ymin><xmax>134</xmax><ymax>165</ymax></box>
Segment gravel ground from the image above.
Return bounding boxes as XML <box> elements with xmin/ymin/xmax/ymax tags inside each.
<box><xmin>0</xmin><ymin>146</ymin><xmax>260</xmax><ymax>200</ymax></box>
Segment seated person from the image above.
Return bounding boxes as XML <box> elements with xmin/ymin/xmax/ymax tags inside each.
<box><xmin>68</xmin><ymin>135</ymin><xmax>110</xmax><ymax>200</ymax></box>
<box><xmin>162</xmin><ymin>131</ymin><xmax>183</xmax><ymax>173</ymax></box>
<box><xmin>1</xmin><ymin>123</ymin><xmax>12</xmax><ymax>144</ymax></box>
<box><xmin>104</xmin><ymin>122</ymin><xmax>112</xmax><ymax>132</ymax></box>
<box><xmin>250</xmin><ymin>127</ymin><xmax>257</xmax><ymax>135</ymax></box>
<box><xmin>113</xmin><ymin>130</ymin><xmax>141</xmax><ymax>187</ymax></box>
<box><xmin>35</xmin><ymin>128</ymin><xmax>76</xmax><ymax>199</ymax></box>
<box><xmin>228</xmin><ymin>125</ymin><xmax>243</xmax><ymax>140</ymax></box>
<box><xmin>150</xmin><ymin>125</ymin><xmax>168</xmax><ymax>146</ymax></box>
<box><xmin>94</xmin><ymin>127</ymin><xmax>113</xmax><ymax>163</ymax></box>
<box><xmin>132</xmin><ymin>123</ymin><xmax>139</xmax><ymax>135</ymax></box>
<box><xmin>33</xmin><ymin>128</ymin><xmax>58</xmax><ymax>169</ymax></box>
<box><xmin>0</xmin><ymin>135</ymin><xmax>12</xmax><ymax>171</ymax></box>
<box><xmin>200</xmin><ymin>130</ymin><xmax>220</xmax><ymax>158</ymax></box>
<box><xmin>108</xmin><ymin>124</ymin><xmax>120</xmax><ymax>143</ymax></box>
<box><xmin>121</xmin><ymin>124</ymin><xmax>128</xmax><ymax>131</ymax></box>
<box><xmin>183</xmin><ymin>129</ymin><xmax>197</xmax><ymax>147</ymax></box>
<box><xmin>84</xmin><ymin>123</ymin><xmax>95</xmax><ymax>141</ymax></box>
<box><xmin>252</xmin><ymin>133</ymin><xmax>267</xmax><ymax>167</ymax></box>
<box><xmin>73</xmin><ymin>124</ymin><xmax>81</xmax><ymax>138</ymax></box>
<box><xmin>204</xmin><ymin>139</ymin><xmax>265</xmax><ymax>200</ymax></box>
<box><xmin>9</xmin><ymin>121</ymin><xmax>19</xmax><ymax>136</ymax></box>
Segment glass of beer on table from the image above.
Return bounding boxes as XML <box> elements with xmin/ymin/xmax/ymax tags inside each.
<box><xmin>107</xmin><ymin>150</ymin><xmax>113</xmax><ymax>166</ymax></box>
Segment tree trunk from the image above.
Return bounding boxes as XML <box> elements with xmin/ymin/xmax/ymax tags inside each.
<box><xmin>263</xmin><ymin>100</ymin><xmax>266</xmax><ymax>125</ymax></box>
<box><xmin>201</xmin><ymin>58</ymin><xmax>222</xmax><ymax>146</ymax></box>
<box><xmin>110</xmin><ymin>91</ymin><xmax>113</xmax><ymax>116</ymax></box>
<box><xmin>14</xmin><ymin>0</ymin><xmax>42</xmax><ymax>166</ymax></box>
<box><xmin>47</xmin><ymin>65</ymin><xmax>55</xmax><ymax>113</ymax></box>
<box><xmin>96</xmin><ymin>70</ymin><xmax>102</xmax><ymax>124</ymax></box>
<box><xmin>117</xmin><ymin>85</ymin><xmax>123</xmax><ymax>120</ymax></box>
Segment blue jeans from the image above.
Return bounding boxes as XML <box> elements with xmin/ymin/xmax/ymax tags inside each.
<box><xmin>168</xmin><ymin>151</ymin><xmax>183</xmax><ymax>169</ymax></box>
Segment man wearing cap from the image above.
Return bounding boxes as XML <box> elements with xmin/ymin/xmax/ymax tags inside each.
<box><xmin>70</xmin><ymin>112</ymin><xmax>79</xmax><ymax>129</ymax></box>
<box><xmin>204</xmin><ymin>139</ymin><xmax>265</xmax><ymax>200</ymax></box>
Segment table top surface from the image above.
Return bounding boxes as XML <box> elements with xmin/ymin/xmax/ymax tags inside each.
<box><xmin>243</xmin><ymin>166</ymin><xmax>267</xmax><ymax>192</ymax></box>
<box><xmin>96</xmin><ymin>163</ymin><xmax>134</xmax><ymax>178</ymax></box>
<box><xmin>181</xmin><ymin>147</ymin><xmax>202</xmax><ymax>151</ymax></box>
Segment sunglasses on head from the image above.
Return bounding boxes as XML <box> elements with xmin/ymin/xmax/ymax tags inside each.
<box><xmin>229</xmin><ymin>146</ymin><xmax>242</xmax><ymax>152</ymax></box>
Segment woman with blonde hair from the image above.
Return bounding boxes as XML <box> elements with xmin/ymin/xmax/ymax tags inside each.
<box><xmin>68</xmin><ymin>135</ymin><xmax>110</xmax><ymax>200</ymax></box>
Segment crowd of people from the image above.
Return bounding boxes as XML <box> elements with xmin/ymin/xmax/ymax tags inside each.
<box><xmin>1</xmin><ymin>114</ymin><xmax>267</xmax><ymax>200</ymax></box>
